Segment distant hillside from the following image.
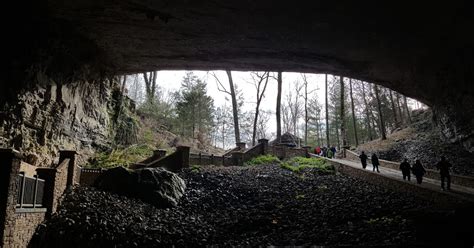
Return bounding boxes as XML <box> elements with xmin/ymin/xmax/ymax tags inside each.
<box><xmin>355</xmin><ymin>109</ymin><xmax>474</xmax><ymax>176</ymax></box>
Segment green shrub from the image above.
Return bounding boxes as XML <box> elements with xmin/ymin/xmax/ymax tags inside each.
<box><xmin>280</xmin><ymin>157</ymin><xmax>334</xmax><ymax>174</ymax></box>
<box><xmin>86</xmin><ymin>144</ymin><xmax>155</xmax><ymax>169</ymax></box>
<box><xmin>244</xmin><ymin>155</ymin><xmax>281</xmax><ymax>166</ymax></box>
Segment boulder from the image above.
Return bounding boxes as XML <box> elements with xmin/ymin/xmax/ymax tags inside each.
<box><xmin>95</xmin><ymin>166</ymin><xmax>186</xmax><ymax>208</ymax></box>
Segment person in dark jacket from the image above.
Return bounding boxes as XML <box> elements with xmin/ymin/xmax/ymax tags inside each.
<box><xmin>371</xmin><ymin>153</ymin><xmax>380</xmax><ymax>173</ymax></box>
<box><xmin>436</xmin><ymin>156</ymin><xmax>452</xmax><ymax>190</ymax></box>
<box><xmin>359</xmin><ymin>151</ymin><xmax>368</xmax><ymax>169</ymax></box>
<box><xmin>412</xmin><ymin>159</ymin><xmax>426</xmax><ymax>184</ymax></box>
<box><xmin>399</xmin><ymin>159</ymin><xmax>411</xmax><ymax>181</ymax></box>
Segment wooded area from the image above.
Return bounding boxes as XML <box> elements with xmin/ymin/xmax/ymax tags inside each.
<box><xmin>124</xmin><ymin>71</ymin><xmax>424</xmax><ymax>149</ymax></box>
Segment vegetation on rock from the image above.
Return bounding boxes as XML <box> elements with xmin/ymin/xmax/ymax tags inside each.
<box><xmin>280</xmin><ymin>157</ymin><xmax>334</xmax><ymax>174</ymax></box>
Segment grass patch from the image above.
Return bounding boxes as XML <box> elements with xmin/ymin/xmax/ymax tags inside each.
<box><xmin>190</xmin><ymin>164</ymin><xmax>201</xmax><ymax>172</ymax></box>
<box><xmin>86</xmin><ymin>144</ymin><xmax>155</xmax><ymax>169</ymax></box>
<box><xmin>280</xmin><ymin>157</ymin><xmax>335</xmax><ymax>174</ymax></box>
<box><xmin>244</xmin><ymin>155</ymin><xmax>281</xmax><ymax>166</ymax></box>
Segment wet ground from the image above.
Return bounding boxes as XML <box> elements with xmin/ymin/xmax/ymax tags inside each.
<box><xmin>30</xmin><ymin>164</ymin><xmax>472</xmax><ymax>247</ymax></box>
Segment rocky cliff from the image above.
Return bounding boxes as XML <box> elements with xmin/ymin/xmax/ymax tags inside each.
<box><xmin>0</xmin><ymin>72</ymin><xmax>137</xmax><ymax>167</ymax></box>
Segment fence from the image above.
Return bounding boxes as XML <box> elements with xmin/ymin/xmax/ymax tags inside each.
<box><xmin>189</xmin><ymin>153</ymin><xmax>233</xmax><ymax>166</ymax></box>
<box><xmin>80</xmin><ymin>168</ymin><xmax>105</xmax><ymax>186</ymax></box>
<box><xmin>16</xmin><ymin>173</ymin><xmax>45</xmax><ymax>209</ymax></box>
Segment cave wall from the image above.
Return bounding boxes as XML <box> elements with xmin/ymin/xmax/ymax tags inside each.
<box><xmin>2</xmin><ymin>1</ymin><xmax>473</xmax><ymax>153</ymax></box>
<box><xmin>0</xmin><ymin>73</ymin><xmax>136</xmax><ymax>167</ymax></box>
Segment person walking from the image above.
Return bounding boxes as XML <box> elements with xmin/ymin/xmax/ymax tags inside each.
<box><xmin>399</xmin><ymin>158</ymin><xmax>411</xmax><ymax>181</ymax></box>
<box><xmin>371</xmin><ymin>153</ymin><xmax>380</xmax><ymax>173</ymax></box>
<box><xmin>436</xmin><ymin>156</ymin><xmax>452</xmax><ymax>191</ymax></box>
<box><xmin>412</xmin><ymin>159</ymin><xmax>426</xmax><ymax>184</ymax></box>
<box><xmin>359</xmin><ymin>151</ymin><xmax>368</xmax><ymax>169</ymax></box>
<box><xmin>327</xmin><ymin>148</ymin><xmax>334</xmax><ymax>159</ymax></box>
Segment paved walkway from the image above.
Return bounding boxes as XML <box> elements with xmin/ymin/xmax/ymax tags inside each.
<box><xmin>310</xmin><ymin>153</ymin><xmax>474</xmax><ymax>201</ymax></box>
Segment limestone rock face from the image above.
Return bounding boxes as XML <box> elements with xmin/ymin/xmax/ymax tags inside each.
<box><xmin>0</xmin><ymin>74</ymin><xmax>137</xmax><ymax>166</ymax></box>
<box><xmin>95</xmin><ymin>166</ymin><xmax>186</xmax><ymax>208</ymax></box>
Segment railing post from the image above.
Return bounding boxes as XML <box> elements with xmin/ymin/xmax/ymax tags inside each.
<box><xmin>211</xmin><ymin>154</ymin><xmax>214</xmax><ymax>165</ymax></box>
<box><xmin>19</xmin><ymin>172</ymin><xmax>26</xmax><ymax>208</ymax></box>
<box><xmin>59</xmin><ymin>150</ymin><xmax>77</xmax><ymax>188</ymax></box>
<box><xmin>33</xmin><ymin>175</ymin><xmax>39</xmax><ymax>208</ymax></box>
<box><xmin>199</xmin><ymin>152</ymin><xmax>202</xmax><ymax>165</ymax></box>
<box><xmin>0</xmin><ymin>148</ymin><xmax>22</xmax><ymax>247</ymax></box>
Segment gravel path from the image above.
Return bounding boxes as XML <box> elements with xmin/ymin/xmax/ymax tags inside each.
<box><xmin>31</xmin><ymin>165</ymin><xmax>436</xmax><ymax>247</ymax></box>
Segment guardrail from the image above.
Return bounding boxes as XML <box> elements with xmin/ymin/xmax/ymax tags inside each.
<box><xmin>16</xmin><ymin>172</ymin><xmax>45</xmax><ymax>208</ymax></box>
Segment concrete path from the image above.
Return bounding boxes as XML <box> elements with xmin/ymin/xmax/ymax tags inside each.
<box><xmin>310</xmin><ymin>153</ymin><xmax>474</xmax><ymax>201</ymax></box>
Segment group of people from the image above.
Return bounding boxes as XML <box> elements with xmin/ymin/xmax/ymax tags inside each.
<box><xmin>359</xmin><ymin>151</ymin><xmax>453</xmax><ymax>191</ymax></box>
<box><xmin>358</xmin><ymin>151</ymin><xmax>380</xmax><ymax>172</ymax></box>
<box><xmin>314</xmin><ymin>146</ymin><xmax>337</xmax><ymax>159</ymax></box>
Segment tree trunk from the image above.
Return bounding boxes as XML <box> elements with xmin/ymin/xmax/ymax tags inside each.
<box><xmin>325</xmin><ymin>74</ymin><xmax>330</xmax><ymax>146</ymax></box>
<box><xmin>404</xmin><ymin>96</ymin><xmax>412</xmax><ymax>124</ymax></box>
<box><xmin>151</xmin><ymin>71</ymin><xmax>157</xmax><ymax>103</ymax></box>
<box><xmin>340</xmin><ymin>76</ymin><xmax>347</xmax><ymax>157</ymax></box>
<box><xmin>349</xmin><ymin>79</ymin><xmax>359</xmax><ymax>146</ymax></box>
<box><xmin>389</xmin><ymin>89</ymin><xmax>399</xmax><ymax>128</ymax></box>
<box><xmin>396</xmin><ymin>93</ymin><xmax>404</xmax><ymax>126</ymax></box>
<box><xmin>252</xmin><ymin>107</ymin><xmax>259</xmax><ymax>146</ymax></box>
<box><xmin>276</xmin><ymin>72</ymin><xmax>282</xmax><ymax>143</ymax></box>
<box><xmin>374</xmin><ymin>85</ymin><xmax>387</xmax><ymax>140</ymax></box>
<box><xmin>304</xmin><ymin>77</ymin><xmax>308</xmax><ymax>146</ymax></box>
<box><xmin>226</xmin><ymin>70</ymin><xmax>241</xmax><ymax>143</ymax></box>
<box><xmin>362</xmin><ymin>82</ymin><xmax>373</xmax><ymax>141</ymax></box>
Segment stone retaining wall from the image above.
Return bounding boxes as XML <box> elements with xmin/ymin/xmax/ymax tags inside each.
<box><xmin>9</xmin><ymin>209</ymin><xmax>47</xmax><ymax>248</ymax></box>
<box><xmin>1</xmin><ymin>149</ymin><xmax>77</xmax><ymax>248</ymax></box>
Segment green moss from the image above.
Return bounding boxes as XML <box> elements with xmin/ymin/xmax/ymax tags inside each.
<box><xmin>86</xmin><ymin>144</ymin><xmax>154</xmax><ymax>169</ymax></box>
<box><xmin>280</xmin><ymin>157</ymin><xmax>335</xmax><ymax>174</ymax></box>
<box><xmin>244</xmin><ymin>155</ymin><xmax>281</xmax><ymax>166</ymax></box>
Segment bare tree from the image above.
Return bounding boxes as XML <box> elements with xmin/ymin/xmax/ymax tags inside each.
<box><xmin>325</xmin><ymin>74</ymin><xmax>330</xmax><ymax>146</ymax></box>
<box><xmin>349</xmin><ymin>78</ymin><xmax>359</xmax><ymax>146</ymax></box>
<box><xmin>249</xmin><ymin>72</ymin><xmax>270</xmax><ymax>146</ymax></box>
<box><xmin>374</xmin><ymin>84</ymin><xmax>387</xmax><ymax>140</ymax></box>
<box><xmin>389</xmin><ymin>89</ymin><xmax>400</xmax><ymax>128</ymax></box>
<box><xmin>403</xmin><ymin>95</ymin><xmax>412</xmax><ymax>124</ymax></box>
<box><xmin>361</xmin><ymin>81</ymin><xmax>373</xmax><ymax>141</ymax></box>
<box><xmin>301</xmin><ymin>74</ymin><xmax>317</xmax><ymax>146</ymax></box>
<box><xmin>340</xmin><ymin>76</ymin><xmax>348</xmax><ymax>157</ymax></box>
<box><xmin>143</xmin><ymin>71</ymin><xmax>157</xmax><ymax>104</ymax></box>
<box><xmin>396</xmin><ymin>92</ymin><xmax>405</xmax><ymax>126</ymax></box>
<box><xmin>211</xmin><ymin>71</ymin><xmax>241</xmax><ymax>144</ymax></box>
<box><xmin>276</xmin><ymin>71</ymin><xmax>283</xmax><ymax>143</ymax></box>
<box><xmin>286</xmin><ymin>80</ymin><xmax>304</xmax><ymax>138</ymax></box>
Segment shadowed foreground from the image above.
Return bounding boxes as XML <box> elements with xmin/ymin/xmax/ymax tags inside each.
<box><xmin>30</xmin><ymin>165</ymin><xmax>473</xmax><ymax>247</ymax></box>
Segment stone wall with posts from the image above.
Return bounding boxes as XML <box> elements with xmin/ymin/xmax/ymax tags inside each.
<box><xmin>269</xmin><ymin>145</ymin><xmax>308</xmax><ymax>160</ymax></box>
<box><xmin>189</xmin><ymin>153</ymin><xmax>232</xmax><ymax>166</ymax></box>
<box><xmin>148</xmin><ymin>146</ymin><xmax>190</xmax><ymax>172</ymax></box>
<box><xmin>345</xmin><ymin>149</ymin><xmax>474</xmax><ymax>188</ymax></box>
<box><xmin>1</xmin><ymin>148</ymin><xmax>77</xmax><ymax>248</ymax></box>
